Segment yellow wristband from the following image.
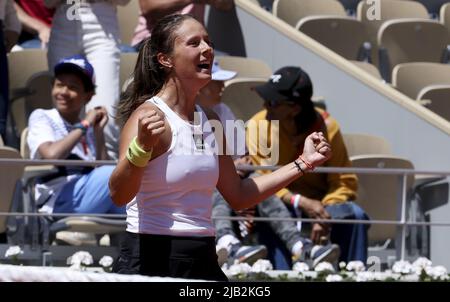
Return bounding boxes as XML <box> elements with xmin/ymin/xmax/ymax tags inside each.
<box><xmin>126</xmin><ymin>136</ymin><xmax>153</xmax><ymax>167</ymax></box>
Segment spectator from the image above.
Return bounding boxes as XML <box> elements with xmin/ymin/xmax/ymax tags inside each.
<box><xmin>109</xmin><ymin>14</ymin><xmax>331</xmax><ymax>280</ymax></box>
<box><xmin>197</xmin><ymin>60</ymin><xmax>267</xmax><ymax>266</ymax></box>
<box><xmin>132</xmin><ymin>0</ymin><xmax>234</xmax><ymax>48</ymax></box>
<box><xmin>45</xmin><ymin>0</ymin><xmax>131</xmax><ymax>159</ymax></box>
<box><xmin>14</xmin><ymin>0</ymin><xmax>54</xmax><ymax>49</ymax></box>
<box><xmin>247</xmin><ymin>66</ymin><xmax>370</xmax><ymax>264</ymax></box>
<box><xmin>0</xmin><ymin>0</ymin><xmax>21</xmax><ymax>143</ymax></box>
<box><xmin>199</xmin><ymin>61</ymin><xmax>340</xmax><ymax>268</ymax></box>
<box><xmin>27</xmin><ymin>55</ymin><xmax>125</xmax><ymax>238</ymax></box>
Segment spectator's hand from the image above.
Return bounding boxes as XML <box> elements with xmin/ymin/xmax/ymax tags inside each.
<box><xmin>38</xmin><ymin>26</ymin><xmax>51</xmax><ymax>48</ymax></box>
<box><xmin>137</xmin><ymin>110</ymin><xmax>165</xmax><ymax>152</ymax></box>
<box><xmin>236</xmin><ymin>206</ymin><xmax>256</xmax><ymax>237</ymax></box>
<box><xmin>93</xmin><ymin>106</ymin><xmax>109</xmax><ymax>129</ymax></box>
<box><xmin>311</xmin><ymin>223</ymin><xmax>330</xmax><ymax>244</ymax></box>
<box><xmin>85</xmin><ymin>108</ymin><xmax>100</xmax><ymax>127</ymax></box>
<box><xmin>300</xmin><ymin>196</ymin><xmax>331</xmax><ymax>220</ymax></box>
<box><xmin>234</xmin><ymin>155</ymin><xmax>251</xmax><ymax>178</ymax></box>
<box><xmin>299</xmin><ymin>131</ymin><xmax>331</xmax><ymax>169</ymax></box>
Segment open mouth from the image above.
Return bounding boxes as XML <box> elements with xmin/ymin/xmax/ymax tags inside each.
<box><xmin>197</xmin><ymin>62</ymin><xmax>210</xmax><ymax>70</ymax></box>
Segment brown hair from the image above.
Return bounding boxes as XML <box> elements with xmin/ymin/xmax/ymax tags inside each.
<box><xmin>116</xmin><ymin>14</ymin><xmax>197</xmax><ymax>127</ymax></box>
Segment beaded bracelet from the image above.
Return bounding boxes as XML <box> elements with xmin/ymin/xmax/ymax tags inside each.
<box><xmin>299</xmin><ymin>155</ymin><xmax>314</xmax><ymax>171</ymax></box>
<box><xmin>293</xmin><ymin>159</ymin><xmax>305</xmax><ymax>175</ymax></box>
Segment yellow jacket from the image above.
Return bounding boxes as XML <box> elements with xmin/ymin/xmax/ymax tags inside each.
<box><xmin>246</xmin><ymin>109</ymin><xmax>357</xmax><ymax>205</ymax></box>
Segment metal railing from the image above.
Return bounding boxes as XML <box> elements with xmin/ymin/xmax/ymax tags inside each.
<box><xmin>1</xmin><ymin>158</ymin><xmax>450</xmax><ymax>261</ymax></box>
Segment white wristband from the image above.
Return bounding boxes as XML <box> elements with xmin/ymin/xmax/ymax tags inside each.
<box><xmin>293</xmin><ymin>194</ymin><xmax>301</xmax><ymax>209</ymax></box>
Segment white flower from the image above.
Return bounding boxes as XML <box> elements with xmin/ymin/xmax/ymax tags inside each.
<box><xmin>355</xmin><ymin>271</ymin><xmax>394</xmax><ymax>282</ymax></box>
<box><xmin>355</xmin><ymin>272</ymin><xmax>372</xmax><ymax>282</ymax></box>
<box><xmin>228</xmin><ymin>262</ymin><xmax>252</xmax><ymax>276</ymax></box>
<box><xmin>314</xmin><ymin>262</ymin><xmax>335</xmax><ymax>273</ymax></box>
<box><xmin>69</xmin><ymin>263</ymin><xmax>82</xmax><ymax>271</ymax></box>
<box><xmin>292</xmin><ymin>262</ymin><xmax>309</xmax><ymax>272</ymax></box>
<box><xmin>5</xmin><ymin>246</ymin><xmax>23</xmax><ymax>258</ymax></box>
<box><xmin>373</xmin><ymin>271</ymin><xmax>391</xmax><ymax>281</ymax></box>
<box><xmin>251</xmin><ymin>259</ymin><xmax>273</xmax><ymax>273</ymax></box>
<box><xmin>326</xmin><ymin>274</ymin><xmax>343</xmax><ymax>282</ymax></box>
<box><xmin>392</xmin><ymin>260</ymin><xmax>413</xmax><ymax>274</ymax></box>
<box><xmin>67</xmin><ymin>251</ymin><xmax>93</xmax><ymax>268</ymax></box>
<box><xmin>399</xmin><ymin>274</ymin><xmax>420</xmax><ymax>282</ymax></box>
<box><xmin>99</xmin><ymin>255</ymin><xmax>114</xmax><ymax>268</ymax></box>
<box><xmin>412</xmin><ymin>257</ymin><xmax>432</xmax><ymax>268</ymax></box>
<box><xmin>346</xmin><ymin>261</ymin><xmax>365</xmax><ymax>272</ymax></box>
<box><xmin>425</xmin><ymin>266</ymin><xmax>449</xmax><ymax>281</ymax></box>
<box><xmin>339</xmin><ymin>261</ymin><xmax>347</xmax><ymax>270</ymax></box>
<box><xmin>412</xmin><ymin>257</ymin><xmax>432</xmax><ymax>275</ymax></box>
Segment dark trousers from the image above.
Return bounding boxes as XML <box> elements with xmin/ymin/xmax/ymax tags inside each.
<box><xmin>0</xmin><ymin>21</ymin><xmax>9</xmax><ymax>138</ymax></box>
<box><xmin>213</xmin><ymin>186</ymin><xmax>308</xmax><ymax>252</ymax></box>
<box><xmin>259</xmin><ymin>201</ymin><xmax>370</xmax><ymax>270</ymax></box>
<box><xmin>113</xmin><ymin>232</ymin><xmax>228</xmax><ymax>281</ymax></box>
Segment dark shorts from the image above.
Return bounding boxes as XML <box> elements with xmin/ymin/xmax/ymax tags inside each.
<box><xmin>113</xmin><ymin>231</ymin><xmax>228</xmax><ymax>281</ymax></box>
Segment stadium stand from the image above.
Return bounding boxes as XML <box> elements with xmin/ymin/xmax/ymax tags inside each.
<box><xmin>273</xmin><ymin>0</ymin><xmax>347</xmax><ymax>28</ymax></box>
<box><xmin>392</xmin><ymin>62</ymin><xmax>450</xmax><ymax>99</ymax></box>
<box><xmin>296</xmin><ymin>16</ymin><xmax>371</xmax><ymax>61</ymax></box>
<box><xmin>351</xmin><ymin>155</ymin><xmax>414</xmax><ymax>249</ymax></box>
<box><xmin>217</xmin><ymin>55</ymin><xmax>272</xmax><ymax>79</ymax></box>
<box><xmin>343</xmin><ymin>133</ymin><xmax>392</xmax><ymax>157</ymax></box>
<box><xmin>378</xmin><ymin>19</ymin><xmax>450</xmax><ymax>82</ymax></box>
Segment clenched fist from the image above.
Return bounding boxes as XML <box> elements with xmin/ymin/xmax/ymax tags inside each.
<box><xmin>137</xmin><ymin>110</ymin><xmax>165</xmax><ymax>152</ymax></box>
<box><xmin>300</xmin><ymin>132</ymin><xmax>332</xmax><ymax>168</ymax></box>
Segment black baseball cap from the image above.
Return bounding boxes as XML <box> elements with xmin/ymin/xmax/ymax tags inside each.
<box><xmin>255</xmin><ymin>66</ymin><xmax>313</xmax><ymax>105</ymax></box>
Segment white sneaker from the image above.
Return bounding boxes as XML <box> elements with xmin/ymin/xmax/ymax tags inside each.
<box><xmin>229</xmin><ymin>244</ymin><xmax>268</xmax><ymax>265</ymax></box>
<box><xmin>216</xmin><ymin>234</ymin><xmax>240</xmax><ymax>266</ymax></box>
<box><xmin>216</xmin><ymin>246</ymin><xmax>229</xmax><ymax>267</ymax></box>
<box><xmin>310</xmin><ymin>243</ymin><xmax>340</xmax><ymax>268</ymax></box>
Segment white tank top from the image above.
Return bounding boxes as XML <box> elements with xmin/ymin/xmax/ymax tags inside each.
<box><xmin>126</xmin><ymin>96</ymin><xmax>220</xmax><ymax>236</ymax></box>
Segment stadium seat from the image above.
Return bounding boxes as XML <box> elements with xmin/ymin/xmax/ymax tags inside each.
<box><xmin>296</xmin><ymin>16</ymin><xmax>371</xmax><ymax>61</ymax></box>
<box><xmin>439</xmin><ymin>3</ymin><xmax>450</xmax><ymax>32</ymax></box>
<box><xmin>414</xmin><ymin>0</ymin><xmax>450</xmax><ymax>17</ymax></box>
<box><xmin>221</xmin><ymin>77</ymin><xmax>267</xmax><ymax>122</ymax></box>
<box><xmin>378</xmin><ymin>19</ymin><xmax>450</xmax><ymax>82</ymax></box>
<box><xmin>343</xmin><ymin>133</ymin><xmax>392</xmax><ymax>157</ymax></box>
<box><xmin>357</xmin><ymin>0</ymin><xmax>429</xmax><ymax>37</ymax></box>
<box><xmin>117</xmin><ymin>0</ymin><xmax>140</xmax><ymax>46</ymax></box>
<box><xmin>357</xmin><ymin>0</ymin><xmax>429</xmax><ymax>68</ymax></box>
<box><xmin>7</xmin><ymin>49</ymin><xmax>48</xmax><ymax>95</ymax></box>
<box><xmin>0</xmin><ymin>147</ymin><xmax>24</xmax><ymax>239</ymax></box>
<box><xmin>273</xmin><ymin>0</ymin><xmax>346</xmax><ymax>28</ymax></box>
<box><xmin>350</xmin><ymin>155</ymin><xmax>415</xmax><ymax>247</ymax></box>
<box><xmin>392</xmin><ymin>62</ymin><xmax>450</xmax><ymax>99</ymax></box>
<box><xmin>417</xmin><ymin>85</ymin><xmax>450</xmax><ymax>122</ymax></box>
<box><xmin>217</xmin><ymin>56</ymin><xmax>272</xmax><ymax>79</ymax></box>
<box><xmin>9</xmin><ymin>71</ymin><xmax>53</xmax><ymax>142</ymax></box>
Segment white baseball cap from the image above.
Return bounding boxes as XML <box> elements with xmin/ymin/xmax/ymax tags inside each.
<box><xmin>211</xmin><ymin>60</ymin><xmax>237</xmax><ymax>81</ymax></box>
